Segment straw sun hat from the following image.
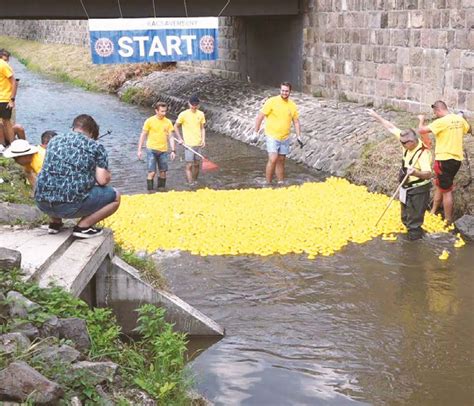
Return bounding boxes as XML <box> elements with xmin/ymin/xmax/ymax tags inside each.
<box><xmin>2</xmin><ymin>139</ymin><xmax>38</xmax><ymax>158</ymax></box>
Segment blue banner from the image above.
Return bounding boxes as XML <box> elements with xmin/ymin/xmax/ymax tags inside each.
<box><xmin>89</xmin><ymin>18</ymin><xmax>218</xmax><ymax>64</ymax></box>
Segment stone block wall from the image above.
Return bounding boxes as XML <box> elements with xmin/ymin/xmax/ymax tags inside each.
<box><xmin>180</xmin><ymin>17</ymin><xmax>244</xmax><ymax>81</ymax></box>
<box><xmin>0</xmin><ymin>20</ymin><xmax>89</xmax><ymax>46</ymax></box>
<box><xmin>301</xmin><ymin>0</ymin><xmax>474</xmax><ymax>113</ymax></box>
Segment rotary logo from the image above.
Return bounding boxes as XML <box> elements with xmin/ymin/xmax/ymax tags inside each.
<box><xmin>94</xmin><ymin>38</ymin><xmax>114</xmax><ymax>57</ymax></box>
<box><xmin>199</xmin><ymin>35</ymin><xmax>215</xmax><ymax>54</ymax></box>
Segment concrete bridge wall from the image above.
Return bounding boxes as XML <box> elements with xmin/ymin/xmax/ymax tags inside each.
<box><xmin>0</xmin><ymin>0</ymin><xmax>472</xmax><ymax>113</ymax></box>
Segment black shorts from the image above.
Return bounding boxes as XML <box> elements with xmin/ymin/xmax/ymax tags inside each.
<box><xmin>0</xmin><ymin>102</ymin><xmax>12</xmax><ymax>119</ymax></box>
<box><xmin>434</xmin><ymin>159</ymin><xmax>461</xmax><ymax>192</ymax></box>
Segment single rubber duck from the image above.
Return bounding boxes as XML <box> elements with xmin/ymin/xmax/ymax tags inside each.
<box><xmin>439</xmin><ymin>250</ymin><xmax>450</xmax><ymax>260</ymax></box>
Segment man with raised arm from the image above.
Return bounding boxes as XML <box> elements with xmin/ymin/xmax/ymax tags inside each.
<box><xmin>368</xmin><ymin>109</ymin><xmax>432</xmax><ymax>240</ymax></box>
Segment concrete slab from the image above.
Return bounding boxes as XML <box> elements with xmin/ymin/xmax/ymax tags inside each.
<box><xmin>38</xmin><ymin>229</ymin><xmax>114</xmax><ymax>295</ymax></box>
<box><xmin>0</xmin><ymin>227</ymin><xmax>73</xmax><ymax>279</ymax></box>
<box><xmin>97</xmin><ymin>257</ymin><xmax>225</xmax><ymax>337</ymax></box>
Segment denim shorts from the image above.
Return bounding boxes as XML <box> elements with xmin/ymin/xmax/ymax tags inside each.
<box><xmin>184</xmin><ymin>147</ymin><xmax>202</xmax><ymax>162</ymax></box>
<box><xmin>266</xmin><ymin>136</ymin><xmax>290</xmax><ymax>155</ymax></box>
<box><xmin>147</xmin><ymin>149</ymin><xmax>169</xmax><ymax>172</ymax></box>
<box><xmin>36</xmin><ymin>186</ymin><xmax>117</xmax><ymax>219</ymax></box>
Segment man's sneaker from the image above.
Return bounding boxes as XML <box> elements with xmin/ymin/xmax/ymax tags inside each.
<box><xmin>72</xmin><ymin>225</ymin><xmax>103</xmax><ymax>239</ymax></box>
<box><xmin>48</xmin><ymin>222</ymin><xmax>63</xmax><ymax>234</ymax></box>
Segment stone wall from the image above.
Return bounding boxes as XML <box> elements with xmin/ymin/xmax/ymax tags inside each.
<box><xmin>301</xmin><ymin>0</ymin><xmax>474</xmax><ymax>113</ymax></box>
<box><xmin>179</xmin><ymin>17</ymin><xmax>244</xmax><ymax>81</ymax></box>
<box><xmin>0</xmin><ymin>20</ymin><xmax>89</xmax><ymax>46</ymax></box>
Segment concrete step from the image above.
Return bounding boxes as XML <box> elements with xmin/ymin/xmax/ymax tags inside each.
<box><xmin>0</xmin><ymin>226</ymin><xmax>73</xmax><ymax>279</ymax></box>
<box><xmin>38</xmin><ymin>229</ymin><xmax>114</xmax><ymax>295</ymax></box>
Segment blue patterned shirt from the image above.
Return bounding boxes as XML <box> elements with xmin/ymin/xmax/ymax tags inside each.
<box><xmin>35</xmin><ymin>131</ymin><xmax>109</xmax><ymax>203</ymax></box>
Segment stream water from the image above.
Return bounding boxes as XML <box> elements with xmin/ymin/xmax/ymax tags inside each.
<box><xmin>12</xmin><ymin>58</ymin><xmax>473</xmax><ymax>406</ymax></box>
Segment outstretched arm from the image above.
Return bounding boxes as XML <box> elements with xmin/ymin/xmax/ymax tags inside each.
<box><xmin>367</xmin><ymin>109</ymin><xmax>398</xmax><ymax>135</ymax></box>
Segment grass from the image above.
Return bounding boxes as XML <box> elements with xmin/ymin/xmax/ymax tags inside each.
<box><xmin>0</xmin><ymin>156</ymin><xmax>34</xmax><ymax>205</ymax></box>
<box><xmin>115</xmin><ymin>245</ymin><xmax>167</xmax><ymax>290</ymax></box>
<box><xmin>0</xmin><ymin>36</ymin><xmax>175</xmax><ymax>93</ymax></box>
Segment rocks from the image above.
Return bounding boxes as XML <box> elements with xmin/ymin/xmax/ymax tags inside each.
<box><xmin>71</xmin><ymin>361</ymin><xmax>119</xmax><ymax>385</ymax></box>
<box><xmin>0</xmin><ymin>361</ymin><xmax>64</xmax><ymax>404</ymax></box>
<box><xmin>0</xmin><ymin>247</ymin><xmax>21</xmax><ymax>270</ymax></box>
<box><xmin>9</xmin><ymin>322</ymin><xmax>39</xmax><ymax>340</ymax></box>
<box><xmin>455</xmin><ymin>214</ymin><xmax>474</xmax><ymax>241</ymax></box>
<box><xmin>0</xmin><ymin>202</ymin><xmax>43</xmax><ymax>224</ymax></box>
<box><xmin>0</xmin><ymin>333</ymin><xmax>30</xmax><ymax>355</ymax></box>
<box><xmin>6</xmin><ymin>291</ymin><xmax>40</xmax><ymax>318</ymax></box>
<box><xmin>39</xmin><ymin>315</ymin><xmax>60</xmax><ymax>338</ymax></box>
<box><xmin>32</xmin><ymin>344</ymin><xmax>81</xmax><ymax>366</ymax></box>
<box><xmin>58</xmin><ymin>318</ymin><xmax>91</xmax><ymax>351</ymax></box>
<box><xmin>0</xmin><ymin>292</ymin><xmax>7</xmax><ymax>323</ymax></box>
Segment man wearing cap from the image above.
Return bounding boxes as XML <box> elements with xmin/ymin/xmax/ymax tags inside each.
<box><xmin>254</xmin><ymin>82</ymin><xmax>302</xmax><ymax>184</ymax></box>
<box><xmin>418</xmin><ymin>100</ymin><xmax>471</xmax><ymax>224</ymax></box>
<box><xmin>35</xmin><ymin>114</ymin><xmax>120</xmax><ymax>238</ymax></box>
<box><xmin>174</xmin><ymin>95</ymin><xmax>206</xmax><ymax>184</ymax></box>
<box><xmin>0</xmin><ymin>49</ymin><xmax>18</xmax><ymax>146</ymax></box>
<box><xmin>2</xmin><ymin>139</ymin><xmax>45</xmax><ymax>189</ymax></box>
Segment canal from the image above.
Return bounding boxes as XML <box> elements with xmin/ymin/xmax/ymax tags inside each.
<box><xmin>12</xmin><ymin>59</ymin><xmax>474</xmax><ymax>406</ymax></box>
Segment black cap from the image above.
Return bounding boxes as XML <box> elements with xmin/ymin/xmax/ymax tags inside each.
<box><xmin>189</xmin><ymin>95</ymin><xmax>200</xmax><ymax>105</ymax></box>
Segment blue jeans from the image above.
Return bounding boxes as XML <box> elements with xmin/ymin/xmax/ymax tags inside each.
<box><xmin>36</xmin><ymin>186</ymin><xmax>117</xmax><ymax>219</ymax></box>
<box><xmin>147</xmin><ymin>149</ymin><xmax>169</xmax><ymax>172</ymax></box>
<box><xmin>266</xmin><ymin>136</ymin><xmax>290</xmax><ymax>155</ymax></box>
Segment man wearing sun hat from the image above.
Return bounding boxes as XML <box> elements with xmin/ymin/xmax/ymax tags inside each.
<box><xmin>2</xmin><ymin>138</ymin><xmax>45</xmax><ymax>189</ymax></box>
<box><xmin>174</xmin><ymin>95</ymin><xmax>206</xmax><ymax>184</ymax></box>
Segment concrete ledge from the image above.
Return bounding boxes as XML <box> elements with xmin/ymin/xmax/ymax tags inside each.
<box><xmin>38</xmin><ymin>229</ymin><xmax>114</xmax><ymax>295</ymax></box>
<box><xmin>96</xmin><ymin>257</ymin><xmax>224</xmax><ymax>337</ymax></box>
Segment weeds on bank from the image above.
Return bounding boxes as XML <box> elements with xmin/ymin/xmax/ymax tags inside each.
<box><xmin>0</xmin><ymin>156</ymin><xmax>33</xmax><ymax>205</ymax></box>
<box><xmin>0</xmin><ymin>268</ymin><xmax>190</xmax><ymax>404</ymax></box>
<box><xmin>115</xmin><ymin>244</ymin><xmax>167</xmax><ymax>289</ymax></box>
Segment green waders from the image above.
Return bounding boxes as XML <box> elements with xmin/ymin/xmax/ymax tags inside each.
<box><xmin>400</xmin><ymin>183</ymin><xmax>431</xmax><ymax>240</ymax></box>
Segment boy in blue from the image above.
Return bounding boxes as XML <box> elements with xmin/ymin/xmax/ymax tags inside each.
<box><xmin>35</xmin><ymin>114</ymin><xmax>121</xmax><ymax>238</ymax></box>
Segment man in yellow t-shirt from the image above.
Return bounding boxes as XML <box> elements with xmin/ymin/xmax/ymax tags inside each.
<box><xmin>3</xmin><ymin>139</ymin><xmax>45</xmax><ymax>190</ymax></box>
<box><xmin>138</xmin><ymin>101</ymin><xmax>176</xmax><ymax>191</ymax></box>
<box><xmin>0</xmin><ymin>49</ymin><xmax>18</xmax><ymax>146</ymax></box>
<box><xmin>369</xmin><ymin>109</ymin><xmax>433</xmax><ymax>240</ymax></box>
<box><xmin>254</xmin><ymin>82</ymin><xmax>302</xmax><ymax>184</ymax></box>
<box><xmin>418</xmin><ymin>100</ymin><xmax>471</xmax><ymax>223</ymax></box>
<box><xmin>174</xmin><ymin>95</ymin><xmax>206</xmax><ymax>184</ymax></box>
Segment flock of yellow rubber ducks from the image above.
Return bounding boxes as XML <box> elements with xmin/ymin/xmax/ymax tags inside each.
<box><xmin>103</xmin><ymin>177</ymin><xmax>464</xmax><ymax>260</ymax></box>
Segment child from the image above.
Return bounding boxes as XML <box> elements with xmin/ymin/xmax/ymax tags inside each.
<box><xmin>137</xmin><ymin>101</ymin><xmax>176</xmax><ymax>191</ymax></box>
<box><xmin>2</xmin><ymin>139</ymin><xmax>44</xmax><ymax>189</ymax></box>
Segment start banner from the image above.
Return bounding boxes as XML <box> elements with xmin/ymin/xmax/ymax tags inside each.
<box><xmin>89</xmin><ymin>17</ymin><xmax>218</xmax><ymax>64</ymax></box>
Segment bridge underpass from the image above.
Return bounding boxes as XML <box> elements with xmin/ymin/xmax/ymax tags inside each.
<box><xmin>2</xmin><ymin>0</ymin><xmax>304</xmax><ymax>90</ymax></box>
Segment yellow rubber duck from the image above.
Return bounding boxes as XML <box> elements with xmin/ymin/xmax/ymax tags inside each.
<box><xmin>438</xmin><ymin>250</ymin><xmax>450</xmax><ymax>260</ymax></box>
<box><xmin>382</xmin><ymin>234</ymin><xmax>397</xmax><ymax>241</ymax></box>
<box><xmin>454</xmin><ymin>234</ymin><xmax>465</xmax><ymax>248</ymax></box>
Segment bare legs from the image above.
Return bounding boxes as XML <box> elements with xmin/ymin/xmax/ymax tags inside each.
<box><xmin>186</xmin><ymin>162</ymin><xmax>200</xmax><ymax>183</ymax></box>
<box><xmin>266</xmin><ymin>153</ymin><xmax>286</xmax><ymax>183</ymax></box>
<box><xmin>430</xmin><ymin>187</ymin><xmax>455</xmax><ymax>224</ymax></box>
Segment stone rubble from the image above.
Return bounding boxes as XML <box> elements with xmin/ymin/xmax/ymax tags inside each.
<box><xmin>0</xmin><ymin>247</ymin><xmax>21</xmax><ymax>271</ymax></box>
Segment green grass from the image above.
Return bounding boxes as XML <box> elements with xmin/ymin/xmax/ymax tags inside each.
<box><xmin>0</xmin><ymin>156</ymin><xmax>34</xmax><ymax>205</ymax></box>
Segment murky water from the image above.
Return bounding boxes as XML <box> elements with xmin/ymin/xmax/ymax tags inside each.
<box><xmin>12</xmin><ymin>58</ymin><xmax>474</xmax><ymax>405</ymax></box>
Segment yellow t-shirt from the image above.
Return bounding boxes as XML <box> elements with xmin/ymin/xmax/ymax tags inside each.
<box><xmin>428</xmin><ymin>113</ymin><xmax>470</xmax><ymax>161</ymax></box>
<box><xmin>25</xmin><ymin>148</ymin><xmax>45</xmax><ymax>175</ymax></box>
<box><xmin>176</xmin><ymin>109</ymin><xmax>206</xmax><ymax>147</ymax></box>
<box><xmin>143</xmin><ymin>115</ymin><xmax>174</xmax><ymax>152</ymax></box>
<box><xmin>261</xmin><ymin>96</ymin><xmax>299</xmax><ymax>141</ymax></box>
<box><xmin>394</xmin><ymin>128</ymin><xmax>432</xmax><ymax>186</ymax></box>
<box><xmin>0</xmin><ymin>59</ymin><xmax>13</xmax><ymax>102</ymax></box>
